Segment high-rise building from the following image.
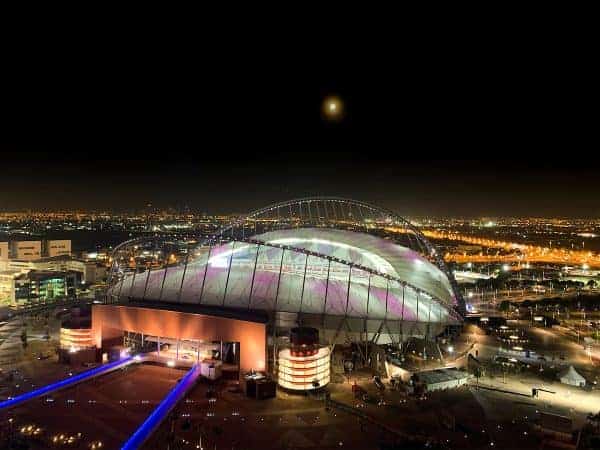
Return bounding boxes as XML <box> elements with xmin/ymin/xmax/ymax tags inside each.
<box><xmin>10</xmin><ymin>241</ymin><xmax>42</xmax><ymax>260</ymax></box>
<box><xmin>0</xmin><ymin>239</ymin><xmax>72</xmax><ymax>260</ymax></box>
<box><xmin>46</xmin><ymin>240</ymin><xmax>72</xmax><ymax>257</ymax></box>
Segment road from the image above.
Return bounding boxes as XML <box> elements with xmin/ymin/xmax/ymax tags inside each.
<box><xmin>461</xmin><ymin>321</ymin><xmax>598</xmax><ymax>374</ymax></box>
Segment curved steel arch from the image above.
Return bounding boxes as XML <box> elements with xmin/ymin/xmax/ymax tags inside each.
<box><xmin>213</xmin><ymin>197</ymin><xmax>465</xmax><ymax>315</ymax></box>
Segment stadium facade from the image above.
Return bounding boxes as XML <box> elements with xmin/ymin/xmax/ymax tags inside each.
<box><xmin>98</xmin><ymin>198</ymin><xmax>464</xmax><ymax>385</ymax></box>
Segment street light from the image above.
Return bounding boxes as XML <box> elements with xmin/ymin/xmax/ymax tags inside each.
<box><xmin>167</xmin><ymin>359</ymin><xmax>176</xmax><ymax>378</ymax></box>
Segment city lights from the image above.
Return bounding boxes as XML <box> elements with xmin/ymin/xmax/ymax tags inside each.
<box><xmin>412</xmin><ymin>229</ymin><xmax>600</xmax><ymax>268</ymax></box>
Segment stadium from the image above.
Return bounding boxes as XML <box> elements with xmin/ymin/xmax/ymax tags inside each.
<box><xmin>99</xmin><ymin>198</ymin><xmax>465</xmax><ymax>389</ymax></box>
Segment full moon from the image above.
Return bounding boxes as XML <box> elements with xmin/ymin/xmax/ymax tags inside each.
<box><xmin>323</xmin><ymin>96</ymin><xmax>343</xmax><ymax>121</ymax></box>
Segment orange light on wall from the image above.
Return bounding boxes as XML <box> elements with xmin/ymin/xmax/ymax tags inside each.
<box><xmin>278</xmin><ymin>347</ymin><xmax>330</xmax><ymax>391</ymax></box>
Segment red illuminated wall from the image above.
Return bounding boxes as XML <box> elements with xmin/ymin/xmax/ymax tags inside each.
<box><xmin>92</xmin><ymin>305</ymin><xmax>266</xmax><ymax>375</ymax></box>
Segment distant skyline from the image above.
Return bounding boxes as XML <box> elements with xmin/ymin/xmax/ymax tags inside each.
<box><xmin>0</xmin><ymin>154</ymin><xmax>598</xmax><ymax>218</ymax></box>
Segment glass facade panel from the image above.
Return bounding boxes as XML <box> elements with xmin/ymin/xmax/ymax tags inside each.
<box><xmin>323</xmin><ymin>261</ymin><xmax>350</xmax><ymax>316</ymax></box>
<box><xmin>275</xmin><ymin>249</ymin><xmax>306</xmax><ymax>313</ymax></box>
<box><xmin>200</xmin><ymin>242</ymin><xmax>235</xmax><ymax>306</ymax></box>
<box><xmin>386</xmin><ymin>280</ymin><xmax>403</xmax><ymax>320</ymax></box>
<box><xmin>366</xmin><ymin>274</ymin><xmax>387</xmax><ymax>319</ymax></box>
<box><xmin>346</xmin><ymin>268</ymin><xmax>369</xmax><ymax>318</ymax></box>
<box><xmin>120</xmin><ymin>271</ymin><xmax>135</xmax><ymax>297</ymax></box>
<box><xmin>130</xmin><ymin>269</ymin><xmax>148</xmax><ymax>299</ymax></box>
<box><xmin>179</xmin><ymin>246</ymin><xmax>211</xmax><ymax>304</ymax></box>
<box><xmin>143</xmin><ymin>268</ymin><xmax>164</xmax><ymax>301</ymax></box>
<box><xmin>160</xmin><ymin>259</ymin><xmax>186</xmax><ymax>302</ymax></box>
<box><xmin>224</xmin><ymin>243</ymin><xmax>259</xmax><ymax>308</ymax></box>
<box><xmin>299</xmin><ymin>255</ymin><xmax>328</xmax><ymax>314</ymax></box>
<box><xmin>249</xmin><ymin>245</ymin><xmax>283</xmax><ymax>311</ymax></box>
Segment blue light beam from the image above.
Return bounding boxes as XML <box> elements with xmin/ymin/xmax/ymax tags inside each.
<box><xmin>0</xmin><ymin>356</ymin><xmax>134</xmax><ymax>410</ymax></box>
<box><xmin>121</xmin><ymin>364</ymin><xmax>200</xmax><ymax>450</ymax></box>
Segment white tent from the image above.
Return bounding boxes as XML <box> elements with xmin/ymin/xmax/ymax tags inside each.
<box><xmin>558</xmin><ymin>365</ymin><xmax>586</xmax><ymax>387</ymax></box>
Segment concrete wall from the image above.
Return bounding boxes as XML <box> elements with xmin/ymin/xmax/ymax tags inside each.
<box><xmin>92</xmin><ymin>305</ymin><xmax>266</xmax><ymax>375</ymax></box>
<box><xmin>47</xmin><ymin>240</ymin><xmax>71</xmax><ymax>257</ymax></box>
<box><xmin>10</xmin><ymin>241</ymin><xmax>41</xmax><ymax>260</ymax></box>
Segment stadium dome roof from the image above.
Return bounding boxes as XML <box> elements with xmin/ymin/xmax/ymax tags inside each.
<box><xmin>108</xmin><ymin>197</ymin><xmax>464</xmax><ymax>325</ymax></box>
<box><xmin>252</xmin><ymin>228</ymin><xmax>455</xmax><ymax>306</ymax></box>
<box><xmin>110</xmin><ymin>233</ymin><xmax>459</xmax><ymax>324</ymax></box>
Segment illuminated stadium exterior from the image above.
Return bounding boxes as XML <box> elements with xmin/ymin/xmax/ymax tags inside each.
<box><xmin>101</xmin><ymin>198</ymin><xmax>465</xmax><ymax>380</ymax></box>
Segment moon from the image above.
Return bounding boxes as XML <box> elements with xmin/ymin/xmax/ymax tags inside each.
<box><xmin>323</xmin><ymin>96</ymin><xmax>343</xmax><ymax>121</ymax></box>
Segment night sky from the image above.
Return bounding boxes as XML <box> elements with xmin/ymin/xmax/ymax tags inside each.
<box><xmin>2</xmin><ymin>48</ymin><xmax>597</xmax><ymax>217</ymax></box>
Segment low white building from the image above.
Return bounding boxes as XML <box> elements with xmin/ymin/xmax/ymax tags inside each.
<box><xmin>10</xmin><ymin>241</ymin><xmax>42</xmax><ymax>260</ymax></box>
<box><xmin>414</xmin><ymin>368</ymin><xmax>470</xmax><ymax>392</ymax></box>
<box><xmin>558</xmin><ymin>365</ymin><xmax>586</xmax><ymax>387</ymax></box>
<box><xmin>0</xmin><ymin>239</ymin><xmax>72</xmax><ymax>260</ymax></box>
<box><xmin>47</xmin><ymin>240</ymin><xmax>72</xmax><ymax>257</ymax></box>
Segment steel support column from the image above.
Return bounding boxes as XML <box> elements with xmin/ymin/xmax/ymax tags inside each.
<box><xmin>401</xmin><ymin>283</ymin><xmax>406</xmax><ymax>346</ymax></box>
<box><xmin>158</xmin><ymin>263</ymin><xmax>169</xmax><ymax>302</ymax></box>
<box><xmin>299</xmin><ymin>253</ymin><xmax>309</xmax><ymax>314</ymax></box>
<box><xmin>222</xmin><ymin>242</ymin><xmax>236</xmax><ymax>306</ymax></box>
<box><xmin>384</xmin><ymin>279</ymin><xmax>390</xmax><ymax>320</ymax></box>
<box><xmin>128</xmin><ymin>266</ymin><xmax>138</xmax><ymax>298</ymax></box>
<box><xmin>273</xmin><ymin>248</ymin><xmax>286</xmax><ymax>310</ymax></box>
<box><xmin>117</xmin><ymin>273</ymin><xmax>125</xmax><ymax>299</ymax></box>
<box><xmin>344</xmin><ymin>266</ymin><xmax>352</xmax><ymax>315</ymax></box>
<box><xmin>365</xmin><ymin>273</ymin><xmax>372</xmax><ymax>317</ymax></box>
<box><xmin>247</xmin><ymin>244</ymin><xmax>261</xmax><ymax>309</ymax></box>
<box><xmin>177</xmin><ymin>248</ymin><xmax>191</xmax><ymax>302</ymax></box>
<box><xmin>141</xmin><ymin>266</ymin><xmax>151</xmax><ymax>301</ymax></box>
<box><xmin>198</xmin><ymin>243</ymin><xmax>213</xmax><ymax>304</ymax></box>
<box><xmin>322</xmin><ymin>259</ymin><xmax>332</xmax><ymax>328</ymax></box>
